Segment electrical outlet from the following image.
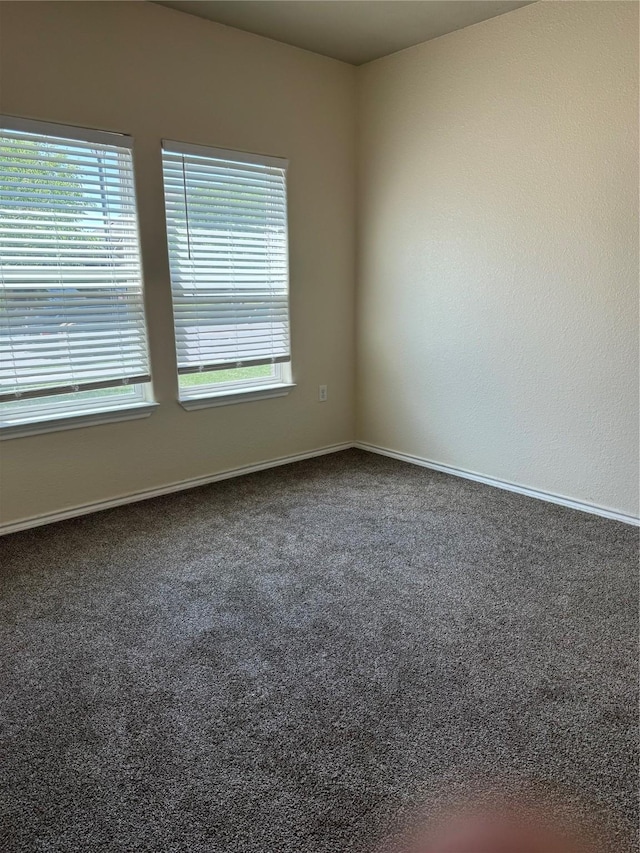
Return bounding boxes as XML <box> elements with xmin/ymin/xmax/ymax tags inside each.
<box><xmin>319</xmin><ymin>384</ymin><xmax>328</xmax><ymax>402</ymax></box>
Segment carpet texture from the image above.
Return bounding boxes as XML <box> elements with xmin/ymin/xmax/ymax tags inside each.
<box><xmin>1</xmin><ymin>449</ymin><xmax>637</xmax><ymax>852</ymax></box>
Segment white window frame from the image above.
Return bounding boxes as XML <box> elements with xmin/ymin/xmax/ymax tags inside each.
<box><xmin>0</xmin><ymin>116</ymin><xmax>156</xmax><ymax>438</ymax></box>
<box><xmin>0</xmin><ymin>384</ymin><xmax>156</xmax><ymax>439</ymax></box>
<box><xmin>162</xmin><ymin>140</ymin><xmax>295</xmax><ymax>409</ymax></box>
<box><xmin>178</xmin><ymin>362</ymin><xmax>294</xmax><ymax>411</ymax></box>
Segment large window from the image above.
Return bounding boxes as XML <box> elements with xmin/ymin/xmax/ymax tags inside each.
<box><xmin>0</xmin><ymin>117</ymin><xmax>152</xmax><ymax>431</ymax></box>
<box><xmin>161</xmin><ymin>141</ymin><xmax>292</xmax><ymax>405</ymax></box>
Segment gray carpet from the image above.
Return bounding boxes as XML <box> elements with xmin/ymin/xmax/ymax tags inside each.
<box><xmin>0</xmin><ymin>449</ymin><xmax>637</xmax><ymax>852</ymax></box>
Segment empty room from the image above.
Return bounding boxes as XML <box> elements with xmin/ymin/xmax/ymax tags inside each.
<box><xmin>0</xmin><ymin>1</ymin><xmax>638</xmax><ymax>851</ymax></box>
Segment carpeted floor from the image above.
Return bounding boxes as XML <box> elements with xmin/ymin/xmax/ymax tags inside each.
<box><xmin>1</xmin><ymin>449</ymin><xmax>637</xmax><ymax>852</ymax></box>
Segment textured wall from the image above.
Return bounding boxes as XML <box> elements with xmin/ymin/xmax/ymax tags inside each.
<box><xmin>356</xmin><ymin>1</ymin><xmax>639</xmax><ymax>517</ymax></box>
<box><xmin>1</xmin><ymin>1</ymin><xmax>637</xmax><ymax>527</ymax></box>
<box><xmin>0</xmin><ymin>1</ymin><xmax>357</xmax><ymax>526</ymax></box>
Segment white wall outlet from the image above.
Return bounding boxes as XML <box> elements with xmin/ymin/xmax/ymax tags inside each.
<box><xmin>318</xmin><ymin>384</ymin><xmax>328</xmax><ymax>402</ymax></box>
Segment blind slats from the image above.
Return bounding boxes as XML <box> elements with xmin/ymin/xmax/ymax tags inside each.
<box><xmin>0</xmin><ymin>124</ymin><xmax>150</xmax><ymax>402</ymax></box>
<box><xmin>162</xmin><ymin>157</ymin><xmax>284</xmax><ymax>179</ymax></box>
<box><xmin>162</xmin><ymin>143</ymin><xmax>290</xmax><ymax>373</ymax></box>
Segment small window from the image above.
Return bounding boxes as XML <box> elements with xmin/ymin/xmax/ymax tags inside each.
<box><xmin>0</xmin><ymin>117</ymin><xmax>152</xmax><ymax>430</ymax></box>
<box><xmin>162</xmin><ymin>141</ymin><xmax>292</xmax><ymax>404</ymax></box>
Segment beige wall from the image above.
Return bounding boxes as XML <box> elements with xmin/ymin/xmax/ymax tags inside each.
<box><xmin>1</xmin><ymin>1</ymin><xmax>638</xmax><ymax>528</ymax></box>
<box><xmin>356</xmin><ymin>1</ymin><xmax>639</xmax><ymax>517</ymax></box>
<box><xmin>0</xmin><ymin>1</ymin><xmax>357</xmax><ymax>526</ymax></box>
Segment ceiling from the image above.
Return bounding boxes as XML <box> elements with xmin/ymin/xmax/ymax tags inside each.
<box><xmin>156</xmin><ymin>1</ymin><xmax>535</xmax><ymax>66</ymax></box>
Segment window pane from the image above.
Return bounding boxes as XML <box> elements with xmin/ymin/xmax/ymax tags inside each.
<box><xmin>0</xmin><ymin>119</ymin><xmax>151</xmax><ymax>411</ymax></box>
<box><xmin>180</xmin><ymin>364</ymin><xmax>275</xmax><ymax>389</ymax></box>
<box><xmin>162</xmin><ymin>142</ymin><xmax>291</xmax><ymax>398</ymax></box>
<box><xmin>0</xmin><ymin>383</ymin><xmax>143</xmax><ymax>425</ymax></box>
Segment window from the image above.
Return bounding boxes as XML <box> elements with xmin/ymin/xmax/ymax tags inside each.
<box><xmin>0</xmin><ymin>117</ymin><xmax>152</xmax><ymax>433</ymax></box>
<box><xmin>162</xmin><ymin>141</ymin><xmax>293</xmax><ymax>407</ymax></box>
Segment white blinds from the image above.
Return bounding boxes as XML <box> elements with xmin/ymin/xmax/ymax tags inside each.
<box><xmin>162</xmin><ymin>141</ymin><xmax>290</xmax><ymax>374</ymax></box>
<box><xmin>0</xmin><ymin>117</ymin><xmax>150</xmax><ymax>402</ymax></box>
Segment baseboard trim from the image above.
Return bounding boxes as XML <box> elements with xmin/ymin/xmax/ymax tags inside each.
<box><xmin>1</xmin><ymin>442</ymin><xmax>353</xmax><ymax>536</ymax></box>
<box><xmin>5</xmin><ymin>440</ymin><xmax>637</xmax><ymax>534</ymax></box>
<box><xmin>354</xmin><ymin>441</ymin><xmax>640</xmax><ymax>527</ymax></box>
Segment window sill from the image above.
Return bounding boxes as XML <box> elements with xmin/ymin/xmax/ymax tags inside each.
<box><xmin>0</xmin><ymin>402</ymin><xmax>158</xmax><ymax>440</ymax></box>
<box><xmin>179</xmin><ymin>383</ymin><xmax>296</xmax><ymax>411</ymax></box>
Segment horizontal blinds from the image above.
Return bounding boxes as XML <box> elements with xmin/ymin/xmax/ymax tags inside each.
<box><xmin>162</xmin><ymin>143</ymin><xmax>290</xmax><ymax>374</ymax></box>
<box><xmin>0</xmin><ymin>120</ymin><xmax>150</xmax><ymax>402</ymax></box>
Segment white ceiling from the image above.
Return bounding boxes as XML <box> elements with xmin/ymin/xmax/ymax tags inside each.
<box><xmin>156</xmin><ymin>1</ymin><xmax>535</xmax><ymax>66</ymax></box>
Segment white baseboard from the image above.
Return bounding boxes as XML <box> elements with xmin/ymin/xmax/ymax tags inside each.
<box><xmin>0</xmin><ymin>442</ymin><xmax>353</xmax><ymax>536</ymax></box>
<box><xmin>354</xmin><ymin>441</ymin><xmax>640</xmax><ymax>527</ymax></box>
<box><xmin>4</xmin><ymin>440</ymin><xmax>637</xmax><ymax>535</ymax></box>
